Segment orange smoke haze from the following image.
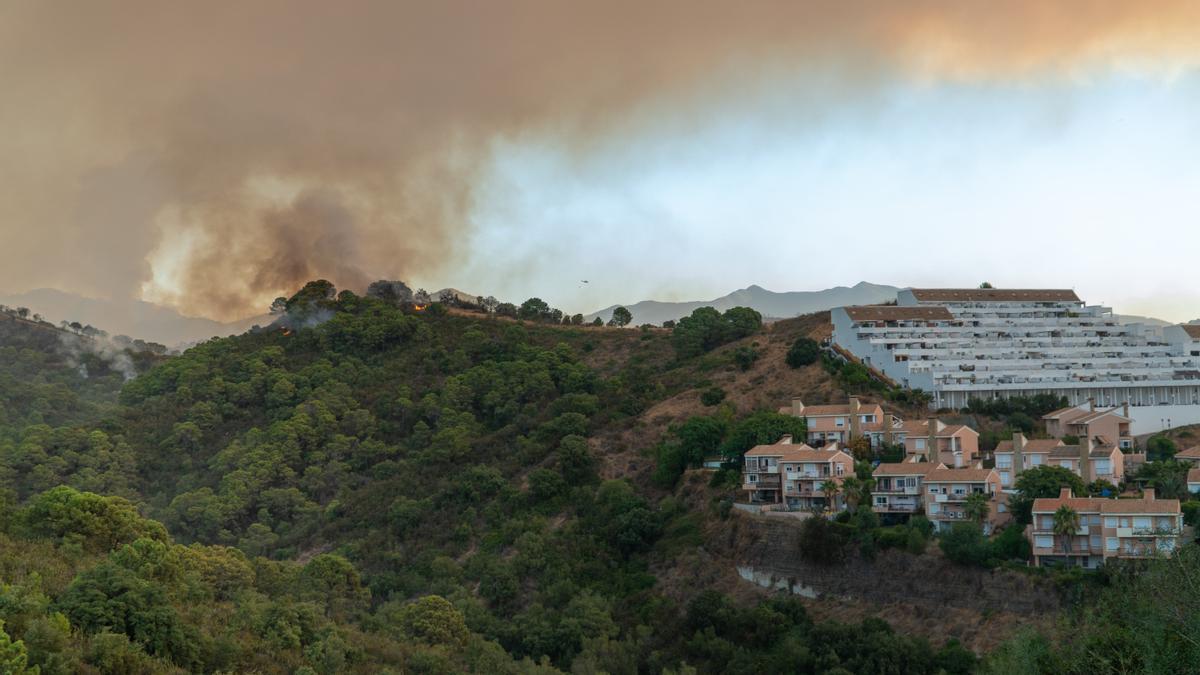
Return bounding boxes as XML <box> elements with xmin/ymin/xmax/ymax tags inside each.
<box><xmin>1</xmin><ymin>1</ymin><xmax>1198</xmax><ymax>319</ymax></box>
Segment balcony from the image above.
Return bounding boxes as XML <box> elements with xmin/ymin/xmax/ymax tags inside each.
<box><xmin>1131</xmin><ymin>527</ymin><xmax>1181</xmax><ymax>537</ymax></box>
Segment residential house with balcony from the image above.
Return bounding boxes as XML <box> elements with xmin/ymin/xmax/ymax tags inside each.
<box><xmin>993</xmin><ymin>434</ymin><xmax>1064</xmax><ymax>488</ymax></box>
<box><xmin>924</xmin><ymin>467</ymin><xmax>1005</xmax><ymax>533</ymax></box>
<box><xmin>897</xmin><ymin>419</ymin><xmax>979</xmax><ymax>467</ymax></box>
<box><xmin>1029</xmin><ymin>488</ymin><xmax>1183</xmax><ymax>567</ymax></box>
<box><xmin>778</xmin><ymin>397</ymin><xmax>887</xmax><ymax>447</ymax></box>
<box><xmin>994</xmin><ymin>433</ymin><xmax>1124</xmax><ymax>489</ymax></box>
<box><xmin>1188</xmin><ymin>469</ymin><xmax>1200</xmax><ymax>494</ymax></box>
<box><xmin>871</xmin><ymin>460</ymin><xmax>943</xmax><ymax>518</ymax></box>
<box><xmin>742</xmin><ymin>435</ymin><xmax>853</xmax><ymax>511</ymax></box>
<box><xmin>1043</xmin><ymin>401</ymin><xmax>1134</xmax><ymax>450</ymax></box>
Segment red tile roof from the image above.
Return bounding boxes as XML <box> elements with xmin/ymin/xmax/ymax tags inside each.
<box><xmin>842</xmin><ymin>306</ymin><xmax>954</xmax><ymax>322</ymax></box>
<box><xmin>926</xmin><ymin>468</ymin><xmax>997</xmax><ymax>483</ymax></box>
<box><xmin>994</xmin><ymin>439</ymin><xmax>1064</xmax><ymax>454</ymax></box>
<box><xmin>1175</xmin><ymin>446</ymin><xmax>1200</xmax><ymax>460</ymax></box>
<box><xmin>1033</xmin><ymin>494</ymin><xmax>1181</xmax><ymax>515</ymax></box>
<box><xmin>909</xmin><ymin>289</ymin><xmax>1081</xmax><ymax>302</ymax></box>
<box><xmin>1181</xmin><ymin>325</ymin><xmax>1200</xmax><ymax>340</ymax></box>
<box><xmin>745</xmin><ymin>443</ymin><xmax>850</xmax><ymax>463</ymax></box>
<box><xmin>873</xmin><ymin>462</ymin><xmax>944</xmax><ymax>476</ymax></box>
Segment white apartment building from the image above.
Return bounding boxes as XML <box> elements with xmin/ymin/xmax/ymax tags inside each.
<box><xmin>832</xmin><ymin>289</ymin><xmax>1200</xmax><ymax>434</ymax></box>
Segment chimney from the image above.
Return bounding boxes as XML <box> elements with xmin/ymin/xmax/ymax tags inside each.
<box><xmin>1059</xmin><ymin>487</ymin><xmax>1072</xmax><ymax>499</ymax></box>
<box><xmin>1123</xmin><ymin>402</ymin><xmax>1130</xmax><ymax>418</ymax></box>
<box><xmin>791</xmin><ymin>397</ymin><xmax>804</xmax><ymax>417</ymax></box>
<box><xmin>1012</xmin><ymin>432</ymin><xmax>1026</xmax><ymax>479</ymax></box>
<box><xmin>779</xmin><ymin>434</ymin><xmax>793</xmax><ymax>445</ymax></box>
<box><xmin>1088</xmin><ymin>397</ymin><xmax>1095</xmax><ymax>412</ymax></box>
<box><xmin>849</xmin><ymin>397</ymin><xmax>862</xmax><ymax>439</ymax></box>
<box><xmin>926</xmin><ymin>419</ymin><xmax>940</xmax><ymax>464</ymax></box>
<box><xmin>1144</xmin><ymin>488</ymin><xmax>1155</xmax><ymax>501</ymax></box>
<box><xmin>883</xmin><ymin>413</ymin><xmax>895</xmax><ymax>445</ymax></box>
<box><xmin>1079</xmin><ymin>434</ymin><xmax>1092</xmax><ymax>483</ymax></box>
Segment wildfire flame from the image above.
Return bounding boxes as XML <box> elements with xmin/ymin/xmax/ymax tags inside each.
<box><xmin>281</xmin><ymin>328</ymin><xmax>293</xmax><ymax>336</ymax></box>
<box><xmin>413</xmin><ymin>304</ymin><xmax>428</xmax><ymax>312</ymax></box>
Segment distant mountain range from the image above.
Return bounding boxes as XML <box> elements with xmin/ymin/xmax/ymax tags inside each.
<box><xmin>0</xmin><ymin>288</ymin><xmax>269</xmax><ymax>347</ymax></box>
<box><xmin>584</xmin><ymin>282</ymin><xmax>904</xmax><ymax>325</ymax></box>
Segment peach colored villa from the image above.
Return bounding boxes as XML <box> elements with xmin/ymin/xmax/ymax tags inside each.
<box><xmin>1029</xmin><ymin>488</ymin><xmax>1183</xmax><ymax>567</ymax></box>
<box><xmin>779</xmin><ymin>397</ymin><xmax>886</xmax><ymax>447</ymax></box>
<box><xmin>870</xmin><ymin>459</ymin><xmax>1008</xmax><ymax>533</ymax></box>
<box><xmin>994</xmin><ymin>433</ymin><xmax>1125</xmax><ymax>489</ymax></box>
<box><xmin>742</xmin><ymin>436</ymin><xmax>853</xmax><ymax>511</ymax></box>
<box><xmin>781</xmin><ymin>396</ymin><xmax>978</xmax><ymax>467</ymax></box>
<box><xmin>870</xmin><ymin>460</ymin><xmax>940</xmax><ymax>516</ymax></box>
<box><xmin>923</xmin><ymin>467</ymin><xmax>1007</xmax><ymax>534</ymax></box>
<box><xmin>897</xmin><ymin>419</ymin><xmax>979</xmax><ymax>467</ymax></box>
<box><xmin>1043</xmin><ymin>401</ymin><xmax>1134</xmax><ymax>450</ymax></box>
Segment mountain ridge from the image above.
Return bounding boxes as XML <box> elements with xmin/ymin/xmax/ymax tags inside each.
<box><xmin>585</xmin><ymin>281</ymin><xmax>904</xmax><ymax>325</ymax></box>
<box><xmin>0</xmin><ymin>288</ymin><xmax>269</xmax><ymax>347</ymax></box>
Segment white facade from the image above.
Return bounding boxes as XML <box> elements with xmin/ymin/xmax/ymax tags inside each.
<box><xmin>832</xmin><ymin>289</ymin><xmax>1200</xmax><ymax>435</ymax></box>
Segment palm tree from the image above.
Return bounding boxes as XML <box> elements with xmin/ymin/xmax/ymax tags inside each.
<box><xmin>964</xmin><ymin>492</ymin><xmax>990</xmax><ymax>527</ymax></box>
<box><xmin>1052</xmin><ymin>505</ymin><xmax>1081</xmax><ymax>563</ymax></box>
<box><xmin>820</xmin><ymin>479</ymin><xmax>841</xmax><ymax>512</ymax></box>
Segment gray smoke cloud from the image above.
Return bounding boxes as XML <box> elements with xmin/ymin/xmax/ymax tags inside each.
<box><xmin>1</xmin><ymin>1</ymin><xmax>1197</xmax><ymax>320</ymax></box>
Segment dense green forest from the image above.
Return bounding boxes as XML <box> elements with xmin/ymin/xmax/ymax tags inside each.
<box><xmin>0</xmin><ymin>282</ymin><xmax>1197</xmax><ymax>673</ymax></box>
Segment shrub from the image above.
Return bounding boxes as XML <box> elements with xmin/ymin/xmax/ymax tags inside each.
<box><xmin>939</xmin><ymin>523</ymin><xmax>991</xmax><ymax>566</ymax></box>
<box><xmin>785</xmin><ymin>337</ymin><xmax>821</xmax><ymax>368</ymax></box>
<box><xmin>700</xmin><ymin>387</ymin><xmax>726</xmax><ymax>406</ymax></box>
<box><xmin>732</xmin><ymin>346</ymin><xmax>759</xmax><ymax>371</ymax></box>
<box><xmin>797</xmin><ymin>517</ymin><xmax>849</xmax><ymax>565</ymax></box>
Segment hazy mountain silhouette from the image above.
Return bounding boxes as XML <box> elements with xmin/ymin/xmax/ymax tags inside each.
<box><xmin>585</xmin><ymin>282</ymin><xmax>903</xmax><ymax>325</ymax></box>
<box><xmin>0</xmin><ymin>288</ymin><xmax>269</xmax><ymax>346</ymax></box>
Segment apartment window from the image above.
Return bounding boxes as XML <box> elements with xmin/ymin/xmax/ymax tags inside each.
<box><xmin>928</xmin><ymin>486</ymin><xmax>939</xmax><ymax>494</ymax></box>
<box><xmin>915</xmin><ymin>439</ymin><xmax>926</xmax><ymax>450</ymax></box>
<box><xmin>929</xmin><ymin>504</ymin><xmax>940</xmax><ymax>514</ymax></box>
<box><xmin>835</xmin><ymin>464</ymin><xmax>845</xmax><ymax>476</ymax></box>
<box><xmin>1106</xmin><ymin>537</ymin><xmax>1118</xmax><ymax>551</ymax></box>
<box><xmin>999</xmin><ymin>471</ymin><xmax>1010</xmax><ymax>485</ymax></box>
<box><xmin>1031</xmin><ymin>455</ymin><xmax>1043</xmax><ymax>466</ymax></box>
<box><xmin>1035</xmin><ymin>535</ymin><xmax>1053</xmax><ymax>549</ymax></box>
<box><xmin>1090</xmin><ymin>535</ymin><xmax>1101</xmax><ymax>550</ymax></box>
<box><xmin>953</xmin><ymin>487</ymin><xmax>966</xmax><ymax>496</ymax></box>
<box><xmin>1104</xmin><ymin>516</ymin><xmax>1117</xmax><ymax>528</ymax></box>
<box><xmin>748</xmin><ymin>474</ymin><xmax>758</xmax><ymax>483</ymax></box>
<box><xmin>996</xmin><ymin>456</ymin><xmax>1012</xmax><ymax>469</ymax></box>
<box><xmin>1041</xmin><ymin>515</ymin><xmax>1053</xmax><ymax>530</ymax></box>
<box><xmin>1120</xmin><ymin>517</ymin><xmax>1130</xmax><ymax>528</ymax></box>
<box><xmin>1134</xmin><ymin>517</ymin><xmax>1151</xmax><ymax>530</ymax></box>
<box><xmin>862</xmin><ymin>415</ymin><xmax>875</xmax><ymax>423</ymax></box>
<box><xmin>835</xmin><ymin>417</ymin><xmax>845</xmax><ymax>427</ymax></box>
<box><xmin>874</xmin><ymin>496</ymin><xmax>887</xmax><ymax>506</ymax></box>
<box><xmin>1088</xmin><ymin>515</ymin><xmax>1100</xmax><ymax>526</ymax></box>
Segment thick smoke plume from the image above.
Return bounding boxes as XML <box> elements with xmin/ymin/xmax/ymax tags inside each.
<box><xmin>2</xmin><ymin>1</ymin><xmax>1198</xmax><ymax>319</ymax></box>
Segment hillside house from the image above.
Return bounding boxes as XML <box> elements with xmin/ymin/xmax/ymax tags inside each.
<box><xmin>1043</xmin><ymin>401</ymin><xmax>1134</xmax><ymax>450</ymax></box>
<box><xmin>742</xmin><ymin>435</ymin><xmax>853</xmax><ymax>511</ymax></box>
<box><xmin>779</xmin><ymin>397</ymin><xmax>887</xmax><ymax>447</ymax></box>
<box><xmin>898</xmin><ymin>419</ymin><xmax>979</xmax><ymax>467</ymax></box>
<box><xmin>994</xmin><ymin>432</ymin><xmax>1123</xmax><ymax>488</ymax></box>
<box><xmin>1029</xmin><ymin>488</ymin><xmax>1183</xmax><ymax>568</ymax></box>
<box><xmin>871</xmin><ymin>460</ymin><xmax>943</xmax><ymax>517</ymax></box>
<box><xmin>1189</xmin><ymin>469</ymin><xmax>1200</xmax><ymax>494</ymax></box>
<box><xmin>924</xmin><ymin>467</ymin><xmax>1005</xmax><ymax>534</ymax></box>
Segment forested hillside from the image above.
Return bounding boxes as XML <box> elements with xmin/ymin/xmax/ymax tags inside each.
<box><xmin>2</xmin><ymin>281</ymin><xmax>1197</xmax><ymax>673</ymax></box>
<box><xmin>0</xmin><ymin>282</ymin><xmax>981</xmax><ymax>673</ymax></box>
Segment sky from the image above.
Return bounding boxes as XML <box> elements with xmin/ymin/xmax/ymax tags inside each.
<box><xmin>3</xmin><ymin>2</ymin><xmax>1200</xmax><ymax>322</ymax></box>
